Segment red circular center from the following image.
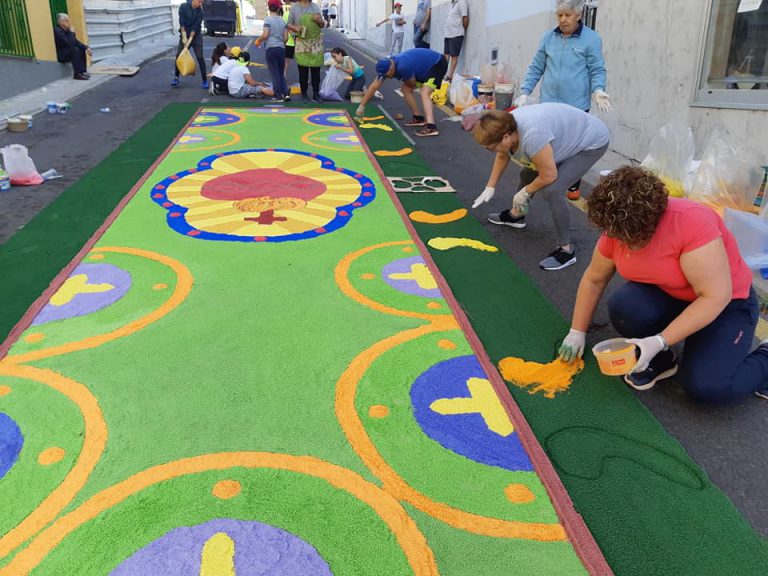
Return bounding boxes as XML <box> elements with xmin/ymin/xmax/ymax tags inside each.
<box><xmin>201</xmin><ymin>168</ymin><xmax>327</xmax><ymax>202</ymax></box>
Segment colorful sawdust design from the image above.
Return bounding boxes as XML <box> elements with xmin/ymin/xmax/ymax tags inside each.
<box><xmin>498</xmin><ymin>357</ymin><xmax>585</xmax><ymax>399</ymax></box>
<box><xmin>375</xmin><ymin>148</ymin><xmax>413</xmax><ymax>157</ymax></box>
<box><xmin>0</xmin><ymin>108</ymin><xmax>595</xmax><ymax>576</ymax></box>
<box><xmin>409</xmin><ymin>209</ymin><xmax>467</xmax><ymax>224</ymax></box>
<box><xmin>427</xmin><ymin>237</ymin><xmax>499</xmax><ymax>253</ymax></box>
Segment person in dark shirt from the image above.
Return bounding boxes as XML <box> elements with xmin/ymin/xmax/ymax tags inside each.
<box><xmin>171</xmin><ymin>0</ymin><xmax>208</xmax><ymax>89</ymax></box>
<box><xmin>53</xmin><ymin>13</ymin><xmax>92</xmax><ymax>80</ymax></box>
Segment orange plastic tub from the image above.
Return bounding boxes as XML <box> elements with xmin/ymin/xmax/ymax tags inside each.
<box><xmin>592</xmin><ymin>338</ymin><xmax>637</xmax><ymax>376</ymax></box>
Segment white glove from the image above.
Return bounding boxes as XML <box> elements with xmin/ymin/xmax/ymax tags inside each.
<box><xmin>558</xmin><ymin>329</ymin><xmax>586</xmax><ymax>363</ymax></box>
<box><xmin>512</xmin><ymin>187</ymin><xmax>531</xmax><ymax>214</ymax></box>
<box><xmin>592</xmin><ymin>90</ymin><xmax>612</xmax><ymax>112</ymax></box>
<box><xmin>472</xmin><ymin>186</ymin><xmax>496</xmax><ymax>209</ymax></box>
<box><xmin>627</xmin><ymin>334</ymin><xmax>666</xmax><ymax>373</ymax></box>
<box><xmin>355</xmin><ymin>104</ymin><xmax>365</xmax><ymax>118</ymax></box>
<box><xmin>514</xmin><ymin>94</ymin><xmax>528</xmax><ymax>108</ymax></box>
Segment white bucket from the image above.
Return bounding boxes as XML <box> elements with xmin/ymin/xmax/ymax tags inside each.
<box><xmin>494</xmin><ymin>83</ymin><xmax>515</xmax><ymax>110</ymax></box>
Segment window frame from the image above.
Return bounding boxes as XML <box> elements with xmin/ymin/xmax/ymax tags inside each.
<box><xmin>692</xmin><ymin>0</ymin><xmax>768</xmax><ymax>111</ymax></box>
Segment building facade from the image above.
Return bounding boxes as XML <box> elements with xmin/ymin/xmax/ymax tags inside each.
<box><xmin>339</xmin><ymin>0</ymin><xmax>768</xmax><ymax>163</ymax></box>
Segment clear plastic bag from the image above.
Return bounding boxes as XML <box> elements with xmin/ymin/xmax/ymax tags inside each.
<box><xmin>688</xmin><ymin>130</ymin><xmax>763</xmax><ymax>214</ymax></box>
<box><xmin>495</xmin><ymin>62</ymin><xmax>512</xmax><ymax>84</ymax></box>
<box><xmin>449</xmin><ymin>77</ymin><xmax>476</xmax><ymax>112</ymax></box>
<box><xmin>640</xmin><ymin>123</ymin><xmax>695</xmax><ymax>198</ymax></box>
<box><xmin>1</xmin><ymin>144</ymin><xmax>43</xmax><ymax>186</ymax></box>
<box><xmin>319</xmin><ymin>65</ymin><xmax>346</xmax><ymax>101</ymax></box>
<box><xmin>480</xmin><ymin>63</ymin><xmax>496</xmax><ymax>86</ymax></box>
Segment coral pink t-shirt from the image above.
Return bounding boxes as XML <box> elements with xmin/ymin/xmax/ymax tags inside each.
<box><xmin>597</xmin><ymin>198</ymin><xmax>752</xmax><ymax>302</ymax></box>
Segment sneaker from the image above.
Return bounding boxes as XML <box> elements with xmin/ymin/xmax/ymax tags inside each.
<box><xmin>301</xmin><ymin>93</ymin><xmax>310</xmax><ymax>103</ymax></box>
<box><xmin>404</xmin><ymin>116</ymin><xmax>426</xmax><ymax>127</ymax></box>
<box><xmin>415</xmin><ymin>124</ymin><xmax>439</xmax><ymax>137</ymax></box>
<box><xmin>312</xmin><ymin>95</ymin><xmax>323</xmax><ymax>103</ymax></box>
<box><xmin>624</xmin><ymin>349</ymin><xmax>678</xmax><ymax>391</ymax></box>
<box><xmin>374</xmin><ymin>90</ymin><xmax>384</xmax><ymax>100</ymax></box>
<box><xmin>283</xmin><ymin>95</ymin><xmax>291</xmax><ymax>102</ymax></box>
<box><xmin>756</xmin><ymin>390</ymin><xmax>768</xmax><ymax>400</ymax></box>
<box><xmin>488</xmin><ymin>210</ymin><xmax>526</xmax><ymax>228</ymax></box>
<box><xmin>567</xmin><ymin>187</ymin><xmax>581</xmax><ymax>200</ymax></box>
<box><xmin>270</xmin><ymin>97</ymin><xmax>285</xmax><ymax>103</ymax></box>
<box><xmin>539</xmin><ymin>247</ymin><xmax>577</xmax><ymax>271</ymax></box>
<box><xmin>201</xmin><ymin>80</ymin><xmax>209</xmax><ymax>90</ymax></box>
<box><xmin>171</xmin><ymin>78</ymin><xmax>180</xmax><ymax>87</ymax></box>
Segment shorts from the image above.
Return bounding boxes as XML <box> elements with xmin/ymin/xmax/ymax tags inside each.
<box><xmin>443</xmin><ymin>36</ymin><xmax>464</xmax><ymax>58</ymax></box>
<box><xmin>212</xmin><ymin>76</ymin><xmax>228</xmax><ymax>93</ymax></box>
<box><xmin>416</xmin><ymin>55</ymin><xmax>448</xmax><ymax>90</ymax></box>
<box><xmin>322</xmin><ymin>9</ymin><xmax>329</xmax><ymax>20</ymax></box>
<box><xmin>330</xmin><ymin>14</ymin><xmax>336</xmax><ymax>19</ymax></box>
<box><xmin>285</xmin><ymin>44</ymin><xmax>295</xmax><ymax>59</ymax></box>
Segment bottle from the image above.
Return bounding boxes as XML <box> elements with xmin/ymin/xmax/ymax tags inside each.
<box><xmin>0</xmin><ymin>168</ymin><xmax>10</xmax><ymax>191</ymax></box>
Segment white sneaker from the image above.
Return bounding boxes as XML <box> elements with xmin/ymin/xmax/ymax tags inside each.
<box><xmin>374</xmin><ymin>90</ymin><xmax>384</xmax><ymax>100</ymax></box>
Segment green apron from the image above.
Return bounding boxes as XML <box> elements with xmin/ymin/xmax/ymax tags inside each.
<box><xmin>295</xmin><ymin>12</ymin><xmax>323</xmax><ymax>68</ymax></box>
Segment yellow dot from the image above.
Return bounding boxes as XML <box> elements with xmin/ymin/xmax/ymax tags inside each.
<box><xmin>153</xmin><ymin>283</ymin><xmax>168</xmax><ymax>291</ymax></box>
<box><xmin>427</xmin><ymin>302</ymin><xmax>442</xmax><ymax>310</ymax></box>
<box><xmin>38</xmin><ymin>447</ymin><xmax>66</xmax><ymax>466</ymax></box>
<box><xmin>360</xmin><ymin>273</ymin><xmax>376</xmax><ymax>280</ymax></box>
<box><xmin>24</xmin><ymin>332</ymin><xmax>45</xmax><ymax>344</ymax></box>
<box><xmin>504</xmin><ymin>483</ymin><xmax>536</xmax><ymax>504</ymax></box>
<box><xmin>368</xmin><ymin>404</ymin><xmax>389</xmax><ymax>419</ymax></box>
<box><xmin>212</xmin><ymin>479</ymin><xmax>242</xmax><ymax>500</ymax></box>
<box><xmin>0</xmin><ymin>385</ymin><xmax>11</xmax><ymax>397</ymax></box>
<box><xmin>438</xmin><ymin>339</ymin><xmax>457</xmax><ymax>350</ymax></box>
<box><xmin>89</xmin><ymin>254</ymin><xmax>105</xmax><ymax>261</ymax></box>
<box><xmin>402</xmin><ymin>247</ymin><xmax>414</xmax><ymax>253</ymax></box>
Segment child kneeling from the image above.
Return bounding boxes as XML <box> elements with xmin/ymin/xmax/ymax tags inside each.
<box><xmin>331</xmin><ymin>48</ymin><xmax>365</xmax><ymax>100</ymax></box>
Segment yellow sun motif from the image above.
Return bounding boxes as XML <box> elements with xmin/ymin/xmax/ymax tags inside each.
<box><xmin>164</xmin><ymin>151</ymin><xmax>367</xmax><ymax>239</ymax></box>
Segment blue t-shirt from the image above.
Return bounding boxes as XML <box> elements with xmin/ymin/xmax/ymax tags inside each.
<box><xmin>393</xmin><ymin>48</ymin><xmax>442</xmax><ymax>83</ymax></box>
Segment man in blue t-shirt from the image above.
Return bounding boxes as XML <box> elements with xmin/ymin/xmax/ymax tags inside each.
<box><xmin>356</xmin><ymin>48</ymin><xmax>448</xmax><ymax>137</ymax></box>
<box><xmin>171</xmin><ymin>0</ymin><xmax>208</xmax><ymax>89</ymax></box>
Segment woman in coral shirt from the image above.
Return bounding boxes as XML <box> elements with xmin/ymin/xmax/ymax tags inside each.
<box><xmin>558</xmin><ymin>166</ymin><xmax>767</xmax><ymax>402</ymax></box>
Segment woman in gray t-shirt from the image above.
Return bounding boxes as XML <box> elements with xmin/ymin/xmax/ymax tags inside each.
<box><xmin>471</xmin><ymin>104</ymin><xmax>609</xmax><ymax>271</ymax></box>
<box><xmin>256</xmin><ymin>0</ymin><xmax>290</xmax><ymax>100</ymax></box>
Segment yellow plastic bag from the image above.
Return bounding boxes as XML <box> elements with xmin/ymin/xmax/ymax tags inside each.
<box><xmin>431</xmin><ymin>82</ymin><xmax>448</xmax><ymax>106</ymax></box>
<box><xmin>176</xmin><ymin>41</ymin><xmax>196</xmax><ymax>76</ymax></box>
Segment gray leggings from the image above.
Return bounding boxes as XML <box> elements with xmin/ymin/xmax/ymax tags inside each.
<box><xmin>520</xmin><ymin>144</ymin><xmax>608</xmax><ymax>245</ymax></box>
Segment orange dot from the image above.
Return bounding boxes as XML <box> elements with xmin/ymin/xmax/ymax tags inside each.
<box><xmin>24</xmin><ymin>332</ymin><xmax>45</xmax><ymax>344</ymax></box>
<box><xmin>89</xmin><ymin>254</ymin><xmax>105</xmax><ymax>261</ymax></box>
<box><xmin>38</xmin><ymin>447</ymin><xmax>66</xmax><ymax>466</ymax></box>
<box><xmin>0</xmin><ymin>385</ymin><xmax>11</xmax><ymax>397</ymax></box>
<box><xmin>368</xmin><ymin>404</ymin><xmax>389</xmax><ymax>419</ymax></box>
<box><xmin>153</xmin><ymin>283</ymin><xmax>168</xmax><ymax>291</ymax></box>
<box><xmin>504</xmin><ymin>483</ymin><xmax>536</xmax><ymax>504</ymax></box>
<box><xmin>426</xmin><ymin>302</ymin><xmax>442</xmax><ymax>310</ymax></box>
<box><xmin>361</xmin><ymin>273</ymin><xmax>376</xmax><ymax>280</ymax></box>
<box><xmin>212</xmin><ymin>479</ymin><xmax>242</xmax><ymax>500</ymax></box>
<box><xmin>438</xmin><ymin>339</ymin><xmax>457</xmax><ymax>350</ymax></box>
<box><xmin>402</xmin><ymin>247</ymin><xmax>414</xmax><ymax>253</ymax></box>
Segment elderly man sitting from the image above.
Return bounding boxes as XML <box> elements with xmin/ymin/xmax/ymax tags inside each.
<box><xmin>54</xmin><ymin>13</ymin><xmax>92</xmax><ymax>80</ymax></box>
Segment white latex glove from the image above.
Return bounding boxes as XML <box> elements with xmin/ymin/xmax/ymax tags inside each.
<box><xmin>514</xmin><ymin>94</ymin><xmax>528</xmax><ymax>108</ymax></box>
<box><xmin>592</xmin><ymin>90</ymin><xmax>612</xmax><ymax>112</ymax></box>
<box><xmin>355</xmin><ymin>104</ymin><xmax>365</xmax><ymax>118</ymax></box>
<box><xmin>512</xmin><ymin>187</ymin><xmax>531</xmax><ymax>214</ymax></box>
<box><xmin>472</xmin><ymin>186</ymin><xmax>495</xmax><ymax>209</ymax></box>
<box><xmin>558</xmin><ymin>329</ymin><xmax>586</xmax><ymax>363</ymax></box>
<box><xmin>627</xmin><ymin>335</ymin><xmax>666</xmax><ymax>373</ymax></box>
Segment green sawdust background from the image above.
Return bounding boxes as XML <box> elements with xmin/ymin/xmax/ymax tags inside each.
<box><xmin>0</xmin><ymin>102</ymin><xmax>767</xmax><ymax>574</ymax></box>
<box><xmin>0</xmin><ymin>107</ymin><xmax>585</xmax><ymax>575</ymax></box>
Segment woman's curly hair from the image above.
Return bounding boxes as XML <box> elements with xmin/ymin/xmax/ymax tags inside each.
<box><xmin>586</xmin><ymin>166</ymin><xmax>669</xmax><ymax>247</ymax></box>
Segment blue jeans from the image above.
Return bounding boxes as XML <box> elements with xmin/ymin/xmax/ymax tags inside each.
<box><xmin>413</xmin><ymin>25</ymin><xmax>429</xmax><ymax>49</ymax></box>
<box><xmin>344</xmin><ymin>74</ymin><xmax>366</xmax><ymax>100</ymax></box>
<box><xmin>607</xmin><ymin>282</ymin><xmax>768</xmax><ymax>403</ymax></box>
<box><xmin>266</xmin><ymin>46</ymin><xmax>289</xmax><ymax>99</ymax></box>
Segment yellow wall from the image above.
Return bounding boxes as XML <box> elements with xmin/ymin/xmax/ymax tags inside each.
<box><xmin>67</xmin><ymin>0</ymin><xmax>88</xmax><ymax>49</ymax></box>
<box><xmin>26</xmin><ymin>0</ymin><xmax>56</xmax><ymax>61</ymax></box>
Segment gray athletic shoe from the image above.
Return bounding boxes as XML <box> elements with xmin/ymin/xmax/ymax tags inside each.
<box><xmin>539</xmin><ymin>247</ymin><xmax>576</xmax><ymax>271</ymax></box>
<box><xmin>488</xmin><ymin>210</ymin><xmax>526</xmax><ymax>228</ymax></box>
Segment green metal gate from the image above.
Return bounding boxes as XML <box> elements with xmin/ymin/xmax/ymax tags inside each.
<box><xmin>0</xmin><ymin>0</ymin><xmax>34</xmax><ymax>58</ymax></box>
<box><xmin>49</xmin><ymin>0</ymin><xmax>69</xmax><ymax>27</ymax></box>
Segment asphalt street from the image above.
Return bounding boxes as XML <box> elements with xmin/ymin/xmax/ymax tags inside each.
<box><xmin>0</xmin><ymin>28</ymin><xmax>765</xmax><ymax>537</ymax></box>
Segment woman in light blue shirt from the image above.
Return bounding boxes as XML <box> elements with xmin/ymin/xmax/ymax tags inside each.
<box><xmin>517</xmin><ymin>0</ymin><xmax>610</xmax><ymax>199</ymax></box>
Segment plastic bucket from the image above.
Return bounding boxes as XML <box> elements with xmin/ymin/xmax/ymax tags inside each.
<box><xmin>494</xmin><ymin>83</ymin><xmax>515</xmax><ymax>110</ymax></box>
<box><xmin>592</xmin><ymin>338</ymin><xmax>637</xmax><ymax>376</ymax></box>
<box><xmin>477</xmin><ymin>84</ymin><xmax>494</xmax><ymax>106</ymax></box>
<box><xmin>350</xmin><ymin>91</ymin><xmax>364</xmax><ymax>104</ymax></box>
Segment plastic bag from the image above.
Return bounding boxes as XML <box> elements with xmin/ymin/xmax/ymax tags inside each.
<box><xmin>460</xmin><ymin>104</ymin><xmax>487</xmax><ymax>132</ymax></box>
<box><xmin>1</xmin><ymin>144</ymin><xmax>43</xmax><ymax>185</ymax></box>
<box><xmin>449</xmin><ymin>77</ymin><xmax>476</xmax><ymax>112</ymax></box>
<box><xmin>688</xmin><ymin>130</ymin><xmax>763</xmax><ymax>214</ymax></box>
<box><xmin>319</xmin><ymin>65</ymin><xmax>346</xmax><ymax>101</ymax></box>
<box><xmin>431</xmin><ymin>81</ymin><xmax>448</xmax><ymax>105</ymax></box>
<box><xmin>495</xmin><ymin>62</ymin><xmax>512</xmax><ymax>84</ymax></box>
<box><xmin>480</xmin><ymin>63</ymin><xmax>496</xmax><ymax>86</ymax></box>
<box><xmin>640</xmin><ymin>123</ymin><xmax>695</xmax><ymax>198</ymax></box>
<box><xmin>176</xmin><ymin>44</ymin><xmax>196</xmax><ymax>77</ymax></box>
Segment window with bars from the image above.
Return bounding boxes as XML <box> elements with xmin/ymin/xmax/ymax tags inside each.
<box><xmin>0</xmin><ymin>0</ymin><xmax>34</xmax><ymax>58</ymax></box>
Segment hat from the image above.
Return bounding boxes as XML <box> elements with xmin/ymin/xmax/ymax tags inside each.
<box><xmin>394</xmin><ymin>2</ymin><xmax>402</xmax><ymax>7</ymax></box>
<box><xmin>376</xmin><ymin>58</ymin><xmax>393</xmax><ymax>79</ymax></box>
<box><xmin>268</xmin><ymin>0</ymin><xmax>281</xmax><ymax>10</ymax></box>
<box><xmin>230</xmin><ymin>46</ymin><xmax>241</xmax><ymax>57</ymax></box>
